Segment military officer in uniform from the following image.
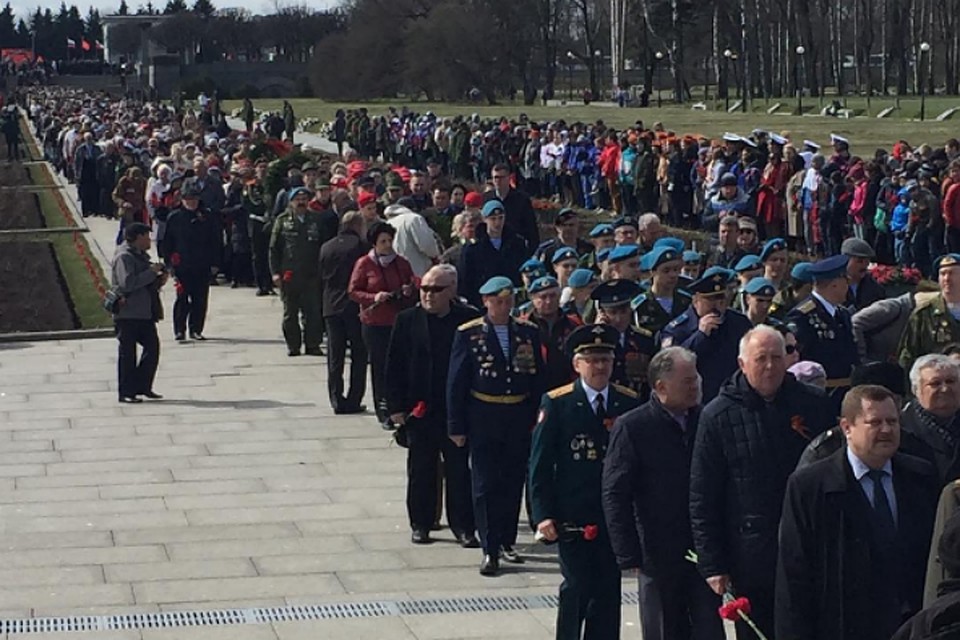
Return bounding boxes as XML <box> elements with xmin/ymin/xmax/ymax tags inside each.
<box><xmin>741</xmin><ymin>277</ymin><xmax>781</xmax><ymax>327</ymax></box>
<box><xmin>520</xmin><ymin>276</ymin><xmax>582</xmax><ymax>390</ymax></box>
<box><xmin>269</xmin><ymin>186</ymin><xmax>325</xmax><ymax>356</ymax></box>
<box><xmin>592</xmin><ymin>279</ymin><xmax>658</xmax><ymax>400</ymax></box>
<box><xmin>562</xmin><ymin>269</ymin><xmax>598</xmax><ymax>322</ymax></box>
<box><xmin>244</xmin><ymin>161</ymin><xmax>275</xmax><ymax>296</ymax></box>
<box><xmin>607</xmin><ymin>244</ymin><xmax>643</xmax><ymax>282</ymax></box>
<box><xmin>447</xmin><ymin>276</ymin><xmax>546</xmax><ymax>576</ymax></box>
<box><xmin>787</xmin><ymin>254</ymin><xmax>860</xmax><ymax>410</ymax></box>
<box><xmin>529</xmin><ymin>324</ymin><xmax>640</xmax><ymax>639</ymax></box>
<box><xmin>899</xmin><ymin>253</ymin><xmax>960</xmax><ymax>372</ymax></box>
<box><xmin>515</xmin><ymin>258</ymin><xmax>549</xmax><ymax>317</ymax></box>
<box><xmin>631</xmin><ymin>246</ymin><xmax>691</xmax><ymax>335</ymax></box>
<box><xmin>682</xmin><ymin>250</ymin><xmax>704</xmax><ymax>281</ymax></box>
<box><xmin>660</xmin><ymin>266</ymin><xmax>753</xmax><ymax>402</ymax></box>
<box><xmin>731</xmin><ymin>254</ymin><xmax>764</xmax><ymax>313</ymax></box>
<box><xmin>769</xmin><ymin>261</ymin><xmax>813</xmax><ymax>321</ymax></box>
<box><xmin>534</xmin><ymin>208</ymin><xmax>594</xmax><ymax>271</ymax></box>
<box><xmin>758</xmin><ymin>237</ymin><xmax>789</xmax><ymax>291</ymax></box>
<box><xmin>579</xmin><ymin>223</ymin><xmax>616</xmax><ymax>274</ymax></box>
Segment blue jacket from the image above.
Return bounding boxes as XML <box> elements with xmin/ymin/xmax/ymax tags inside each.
<box><xmin>891</xmin><ymin>188</ymin><xmax>912</xmax><ymax>232</ymax></box>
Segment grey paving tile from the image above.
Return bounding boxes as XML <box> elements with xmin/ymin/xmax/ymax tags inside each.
<box><xmin>165</xmin><ymin>534</ymin><xmax>359</xmax><ymax>561</ymax></box>
<box><xmin>272</xmin><ymin>618</ymin><xmax>416</xmax><ymax>640</ymax></box>
<box><xmin>133</xmin><ymin>575</ymin><xmax>345</xmax><ymax>605</ymax></box>
<box><xmin>0</xmin><ymin>545</ymin><xmax>167</xmax><ymax>568</ymax></box>
<box><xmin>8</xmin><ymin>632</ymin><xmax>142</xmax><ymax>640</ymax></box>
<box><xmin>164</xmin><ymin>490</ymin><xmax>330</xmax><ymax>511</ymax></box>
<box><xmin>0</xmin><ymin>583</ymin><xmax>133</xmax><ymax>609</ymax></box>
<box><xmin>0</xmin><ymin>565</ymin><xmax>103</xmax><ymax>587</ymax></box>
<box><xmin>0</xmin><ymin>530</ymin><xmax>113</xmax><ymax>551</ymax></box>
<box><xmin>16</xmin><ymin>469</ymin><xmax>174</xmax><ymax>489</ymax></box>
<box><xmin>99</xmin><ymin>479</ymin><xmax>267</xmax><ymax>500</ymax></box>
<box><xmin>254</xmin><ymin>551</ymin><xmax>406</xmax><ymax>575</ymax></box>
<box><xmin>184</xmin><ymin>503</ymin><xmax>365</xmax><ymax>526</ymax></box>
<box><xmin>115</xmin><ymin>523</ymin><xmax>302</xmax><ymax>546</ymax></box>
<box><xmin>104</xmin><ymin>559</ymin><xmax>258</xmax><ymax>583</ymax></box>
<box><xmin>1</xmin><ymin>510</ymin><xmax>188</xmax><ymax>534</ymax></box>
<box><xmin>401</xmin><ymin>611</ymin><xmax>549</xmax><ymax>640</ymax></box>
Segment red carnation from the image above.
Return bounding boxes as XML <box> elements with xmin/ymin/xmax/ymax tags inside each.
<box><xmin>170</xmin><ymin>252</ymin><xmax>181</xmax><ymax>267</ymax></box>
<box><xmin>718</xmin><ymin>596</ymin><xmax>752</xmax><ymax>621</ymax></box>
<box><xmin>282</xmin><ymin>270</ymin><xmax>294</xmax><ymax>283</ymax></box>
<box><xmin>411</xmin><ymin>401</ymin><xmax>427</xmax><ymax>419</ymax></box>
<box><xmin>582</xmin><ymin>524</ymin><xmax>599</xmax><ymax>541</ymax></box>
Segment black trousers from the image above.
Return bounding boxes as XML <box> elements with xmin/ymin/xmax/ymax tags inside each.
<box><xmin>361</xmin><ymin>323</ymin><xmax>392</xmax><ymax>421</ymax></box>
<box><xmin>406</xmin><ymin>417</ymin><xmax>474</xmax><ymax>534</ymax></box>
<box><xmin>556</xmin><ymin>534</ymin><xmax>622</xmax><ymax>640</ymax></box>
<box><xmin>637</xmin><ymin>564</ymin><xmax>725</xmax><ymax>640</ymax></box>
<box><xmin>251</xmin><ymin>227</ymin><xmax>273</xmax><ymax>293</ymax></box>
<box><xmin>469</xmin><ymin>429</ymin><xmax>528</xmax><ymax>556</ymax></box>
<box><xmin>116</xmin><ymin>319</ymin><xmax>160</xmax><ymax>399</ymax></box>
<box><xmin>173</xmin><ymin>270</ymin><xmax>210</xmax><ymax>335</ymax></box>
<box><xmin>326</xmin><ymin>312</ymin><xmax>367</xmax><ymax>411</ymax></box>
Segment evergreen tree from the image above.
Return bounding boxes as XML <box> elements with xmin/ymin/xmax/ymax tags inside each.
<box><xmin>85</xmin><ymin>8</ymin><xmax>103</xmax><ymax>44</ymax></box>
<box><xmin>16</xmin><ymin>19</ymin><xmax>30</xmax><ymax>48</ymax></box>
<box><xmin>164</xmin><ymin>0</ymin><xmax>187</xmax><ymax>14</ymax></box>
<box><xmin>192</xmin><ymin>0</ymin><xmax>215</xmax><ymax>18</ymax></box>
<box><xmin>0</xmin><ymin>3</ymin><xmax>16</xmax><ymax>47</ymax></box>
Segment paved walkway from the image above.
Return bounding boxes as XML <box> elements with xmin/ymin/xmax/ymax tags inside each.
<box><xmin>0</xmin><ymin>176</ymin><xmax>672</xmax><ymax>639</ymax></box>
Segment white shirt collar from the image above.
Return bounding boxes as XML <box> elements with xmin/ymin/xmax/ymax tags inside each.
<box><xmin>581</xmin><ymin>380</ymin><xmax>609</xmax><ymax>410</ymax></box>
<box><xmin>846</xmin><ymin>447</ymin><xmax>893</xmax><ymax>481</ymax></box>
<box><xmin>812</xmin><ymin>291</ymin><xmax>838</xmax><ymax>318</ymax></box>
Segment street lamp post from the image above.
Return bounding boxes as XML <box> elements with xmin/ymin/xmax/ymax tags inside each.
<box><xmin>594</xmin><ymin>49</ymin><xmax>602</xmax><ymax>99</ymax></box>
<box><xmin>795</xmin><ymin>45</ymin><xmax>805</xmax><ymax>115</ymax></box>
<box><xmin>655</xmin><ymin>51</ymin><xmax>664</xmax><ymax>107</ymax></box>
<box><xmin>566</xmin><ymin>50</ymin><xmax>575</xmax><ymax>101</ymax></box>
<box><xmin>920</xmin><ymin>41</ymin><xmax>931</xmax><ymax>121</ymax></box>
<box><xmin>723</xmin><ymin>49</ymin><xmax>732</xmax><ymax>112</ymax></box>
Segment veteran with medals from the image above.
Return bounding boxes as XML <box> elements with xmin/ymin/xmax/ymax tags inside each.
<box><xmin>448</xmin><ymin>276</ymin><xmax>546</xmax><ymax>576</ymax></box>
<box><xmin>529</xmin><ymin>324</ymin><xmax>640</xmax><ymax>640</ymax></box>
<box><xmin>899</xmin><ymin>253</ymin><xmax>960</xmax><ymax>373</ymax></box>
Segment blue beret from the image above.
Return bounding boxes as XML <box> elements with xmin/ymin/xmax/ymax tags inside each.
<box><xmin>287</xmin><ymin>186</ymin><xmax>313</xmax><ymax>201</ymax></box>
<box><xmin>807</xmin><ymin>254</ymin><xmax>849</xmax><ymax>281</ymax></box>
<box><xmin>641</xmin><ymin>246</ymin><xmax>682</xmax><ymax>271</ymax></box>
<box><xmin>734</xmin><ymin>254</ymin><xmax>763</xmax><ymax>273</ymax></box>
<box><xmin>551</xmin><ymin>246</ymin><xmax>578</xmax><ymax>264</ymax></box>
<box><xmin>520</xmin><ymin>258</ymin><xmax>546</xmax><ymax>275</ymax></box>
<box><xmin>590</xmin><ymin>278</ymin><xmax>642</xmax><ymax>307</ymax></box>
<box><xmin>608</xmin><ymin>244</ymin><xmax>640</xmax><ymax>264</ymax></box>
<box><xmin>744</xmin><ymin>277</ymin><xmax>777</xmax><ymax>297</ymax></box>
<box><xmin>568</xmin><ymin>269</ymin><xmax>596</xmax><ymax>288</ymax></box>
<box><xmin>688</xmin><ymin>266</ymin><xmax>735</xmax><ymax>295</ymax></box>
<box><xmin>479</xmin><ymin>276</ymin><xmax>516</xmax><ymax>296</ymax></box>
<box><xmin>682</xmin><ymin>250</ymin><xmax>702</xmax><ymax>264</ymax></box>
<box><xmin>935</xmin><ymin>253</ymin><xmax>960</xmax><ymax>271</ymax></box>
<box><xmin>589</xmin><ymin>223</ymin><xmax>615</xmax><ymax>238</ymax></box>
<box><xmin>790</xmin><ymin>262</ymin><xmax>813</xmax><ymax>283</ymax></box>
<box><xmin>528</xmin><ymin>276</ymin><xmax>560</xmax><ymax>295</ymax></box>
<box><xmin>565</xmin><ymin>324</ymin><xmax>619</xmax><ymax>358</ymax></box>
<box><xmin>759</xmin><ymin>237</ymin><xmax>788</xmax><ymax>262</ymax></box>
<box><xmin>654</xmin><ymin>237</ymin><xmax>685</xmax><ymax>253</ymax></box>
<box><xmin>481</xmin><ymin>200</ymin><xmax>505</xmax><ymax>217</ymax></box>
<box><xmin>596</xmin><ymin>247</ymin><xmax>613</xmax><ymax>263</ymax></box>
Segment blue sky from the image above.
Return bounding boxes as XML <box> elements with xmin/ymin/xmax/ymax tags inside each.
<box><xmin>8</xmin><ymin>0</ymin><xmax>340</xmax><ymax>20</ymax></box>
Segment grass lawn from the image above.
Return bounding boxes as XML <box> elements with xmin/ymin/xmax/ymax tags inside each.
<box><xmin>222</xmin><ymin>96</ymin><xmax>960</xmax><ymax>154</ymax></box>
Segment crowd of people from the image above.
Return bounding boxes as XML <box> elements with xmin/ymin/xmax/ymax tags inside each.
<box><xmin>12</xmin><ymin>85</ymin><xmax>960</xmax><ymax>640</ymax></box>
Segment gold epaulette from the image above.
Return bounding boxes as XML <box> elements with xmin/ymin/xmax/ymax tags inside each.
<box><xmin>632</xmin><ymin>325</ymin><xmax>653</xmax><ymax>337</ymax></box>
<box><xmin>547</xmin><ymin>383</ymin><xmax>575</xmax><ymax>399</ymax></box>
<box><xmin>796</xmin><ymin>299</ymin><xmax>816</xmax><ymax>314</ymax></box>
<box><xmin>458</xmin><ymin>317</ymin><xmax>484</xmax><ymax>331</ymax></box>
<box><xmin>612</xmin><ymin>383</ymin><xmax>639</xmax><ymax>398</ymax></box>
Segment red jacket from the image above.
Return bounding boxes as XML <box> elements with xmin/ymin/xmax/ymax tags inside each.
<box><xmin>599</xmin><ymin>141</ymin><xmax>621</xmax><ymax>180</ymax></box>
<box><xmin>348</xmin><ymin>251</ymin><xmax>416</xmax><ymax>326</ymax></box>
<box><xmin>943</xmin><ymin>182</ymin><xmax>960</xmax><ymax>230</ymax></box>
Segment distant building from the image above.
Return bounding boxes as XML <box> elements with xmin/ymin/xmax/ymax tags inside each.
<box><xmin>101</xmin><ymin>14</ymin><xmax>171</xmax><ymax>67</ymax></box>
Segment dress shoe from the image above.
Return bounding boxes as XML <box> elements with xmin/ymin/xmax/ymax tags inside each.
<box><xmin>456</xmin><ymin>532</ymin><xmax>480</xmax><ymax>549</ymax></box>
<box><xmin>305</xmin><ymin>348</ymin><xmax>323</xmax><ymax>356</ymax></box>
<box><xmin>174</xmin><ymin>333</ymin><xmax>186</xmax><ymax>341</ymax></box>
<box><xmin>268</xmin><ymin>289</ymin><xmax>278</xmax><ymax>296</ymax></box>
<box><xmin>140</xmin><ymin>391</ymin><xmax>163</xmax><ymax>400</ymax></box>
<box><xmin>334</xmin><ymin>404</ymin><xmax>367</xmax><ymax>415</ymax></box>
<box><xmin>411</xmin><ymin>529</ymin><xmax>432</xmax><ymax>544</ymax></box>
<box><xmin>230</xmin><ymin>282</ymin><xmax>239</xmax><ymax>289</ymax></box>
<box><xmin>256</xmin><ymin>290</ymin><xmax>269</xmax><ymax>297</ymax></box>
<box><xmin>500</xmin><ymin>545</ymin><xmax>524</xmax><ymax>564</ymax></box>
<box><xmin>288</xmin><ymin>350</ymin><xmax>301</xmax><ymax>357</ymax></box>
<box><xmin>189</xmin><ymin>332</ymin><xmax>207</xmax><ymax>341</ymax></box>
<box><xmin>479</xmin><ymin>554</ymin><xmax>499</xmax><ymax>576</ymax></box>
<box><xmin>118</xmin><ymin>396</ymin><xmax>142</xmax><ymax>404</ymax></box>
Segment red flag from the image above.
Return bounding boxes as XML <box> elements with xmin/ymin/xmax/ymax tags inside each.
<box><xmin>81</xmin><ymin>39</ymin><xmax>91</xmax><ymax>52</ymax></box>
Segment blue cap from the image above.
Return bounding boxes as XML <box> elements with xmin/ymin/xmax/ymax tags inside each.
<box><xmin>608</xmin><ymin>244</ymin><xmax>640</xmax><ymax>264</ymax></box>
<box><xmin>551</xmin><ymin>246</ymin><xmax>578</xmax><ymax>264</ymax></box>
<box><xmin>935</xmin><ymin>253</ymin><xmax>960</xmax><ymax>271</ymax></box>
<box><xmin>612</xmin><ymin>216</ymin><xmax>638</xmax><ymax>230</ymax></box>
<box><xmin>568</xmin><ymin>269</ymin><xmax>596</xmax><ymax>288</ymax></box>
<box><xmin>641</xmin><ymin>246</ymin><xmax>682</xmax><ymax>271</ymax></box>
<box><xmin>744</xmin><ymin>277</ymin><xmax>777</xmax><ymax>297</ymax></box>
<box><xmin>590</xmin><ymin>279</ymin><xmax>642</xmax><ymax>307</ymax></box>
<box><xmin>596</xmin><ymin>247</ymin><xmax>613</xmax><ymax>263</ymax></box>
<box><xmin>589</xmin><ymin>223</ymin><xmax>615</xmax><ymax>238</ymax></box>
<box><xmin>520</xmin><ymin>258</ymin><xmax>547</xmax><ymax>276</ymax></box>
<box><xmin>682</xmin><ymin>250</ymin><xmax>702</xmax><ymax>264</ymax></box>
<box><xmin>790</xmin><ymin>262</ymin><xmax>813</xmax><ymax>283</ymax></box>
<box><xmin>759</xmin><ymin>237</ymin><xmax>788</xmax><ymax>262</ymax></box>
<box><xmin>807</xmin><ymin>254</ymin><xmax>850</xmax><ymax>281</ymax></box>
<box><xmin>654</xmin><ymin>237</ymin><xmax>685</xmax><ymax>253</ymax></box>
<box><xmin>479</xmin><ymin>276</ymin><xmax>516</xmax><ymax>297</ymax></box>
<box><xmin>734</xmin><ymin>254</ymin><xmax>763</xmax><ymax>273</ymax></box>
<box><xmin>688</xmin><ymin>266</ymin><xmax>735</xmax><ymax>295</ymax></box>
<box><xmin>481</xmin><ymin>200</ymin><xmax>505</xmax><ymax>218</ymax></box>
<box><xmin>528</xmin><ymin>276</ymin><xmax>560</xmax><ymax>295</ymax></box>
<box><xmin>288</xmin><ymin>186</ymin><xmax>313</xmax><ymax>201</ymax></box>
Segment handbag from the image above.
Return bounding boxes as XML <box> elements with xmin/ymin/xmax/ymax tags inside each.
<box><xmin>102</xmin><ymin>288</ymin><xmax>125</xmax><ymax>314</ymax></box>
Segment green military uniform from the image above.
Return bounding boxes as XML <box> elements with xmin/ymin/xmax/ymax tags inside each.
<box><xmin>631</xmin><ymin>289</ymin><xmax>691</xmax><ymax>335</ymax></box>
<box><xmin>612</xmin><ymin>325</ymin><xmax>657</xmax><ymax>401</ymax></box>
<box><xmin>529</xmin><ymin>324</ymin><xmax>641</xmax><ymax>640</ymax></box>
<box><xmin>269</xmin><ymin>206</ymin><xmax>324</xmax><ymax>355</ymax></box>
<box><xmin>899</xmin><ymin>294</ymin><xmax>960</xmax><ymax>372</ymax></box>
<box><xmin>769</xmin><ymin>284</ymin><xmax>800</xmax><ymax>321</ymax></box>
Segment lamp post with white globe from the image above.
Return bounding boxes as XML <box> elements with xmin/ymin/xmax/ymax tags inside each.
<box><xmin>723</xmin><ymin>48</ymin><xmax>732</xmax><ymax>112</ymax></box>
<box><xmin>920</xmin><ymin>41</ymin><xmax>931</xmax><ymax>121</ymax></box>
<box><xmin>795</xmin><ymin>45</ymin><xmax>805</xmax><ymax>115</ymax></box>
<box><xmin>655</xmin><ymin>51</ymin><xmax>664</xmax><ymax>107</ymax></box>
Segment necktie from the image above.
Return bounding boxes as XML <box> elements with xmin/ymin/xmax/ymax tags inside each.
<box><xmin>595</xmin><ymin>394</ymin><xmax>606</xmax><ymax>420</ymax></box>
<box><xmin>867</xmin><ymin>469</ymin><xmax>897</xmax><ymax>541</ymax></box>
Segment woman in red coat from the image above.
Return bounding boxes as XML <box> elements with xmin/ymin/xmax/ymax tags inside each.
<box><xmin>756</xmin><ymin>151</ymin><xmax>793</xmax><ymax>239</ymax></box>
<box><xmin>349</xmin><ymin>221</ymin><xmax>417</xmax><ymax>423</ymax></box>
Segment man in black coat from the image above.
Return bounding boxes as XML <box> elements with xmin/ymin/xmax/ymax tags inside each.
<box><xmin>319</xmin><ymin>211</ymin><xmax>368</xmax><ymax>414</ymax></box>
<box><xmin>843</xmin><ymin>237</ymin><xmax>887</xmax><ymax>312</ymax></box>
<box><xmin>458</xmin><ymin>200</ymin><xmax>529</xmax><ymax>308</ymax></box>
<box><xmin>603</xmin><ymin>346</ymin><xmax>725</xmax><ymax>640</ymax></box>
<box><xmin>899</xmin><ymin>354</ymin><xmax>960</xmax><ymax>486</ymax></box>
<box><xmin>689</xmin><ymin>325</ymin><xmax>835</xmax><ymax>639</ymax></box>
<box><xmin>486</xmin><ymin>162</ymin><xmax>538</xmax><ymax>253</ymax></box>
<box><xmin>776</xmin><ymin>385</ymin><xmax>938</xmax><ymax>640</ymax></box>
<box><xmin>386</xmin><ymin>264</ymin><xmax>480</xmax><ymax>547</ymax></box>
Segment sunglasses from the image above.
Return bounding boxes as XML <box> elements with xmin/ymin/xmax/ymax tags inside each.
<box><xmin>420</xmin><ymin>285</ymin><xmax>449</xmax><ymax>293</ymax></box>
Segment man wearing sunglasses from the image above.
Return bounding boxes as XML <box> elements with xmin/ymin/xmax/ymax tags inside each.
<box><xmin>385</xmin><ymin>265</ymin><xmax>480</xmax><ymax>547</ymax></box>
